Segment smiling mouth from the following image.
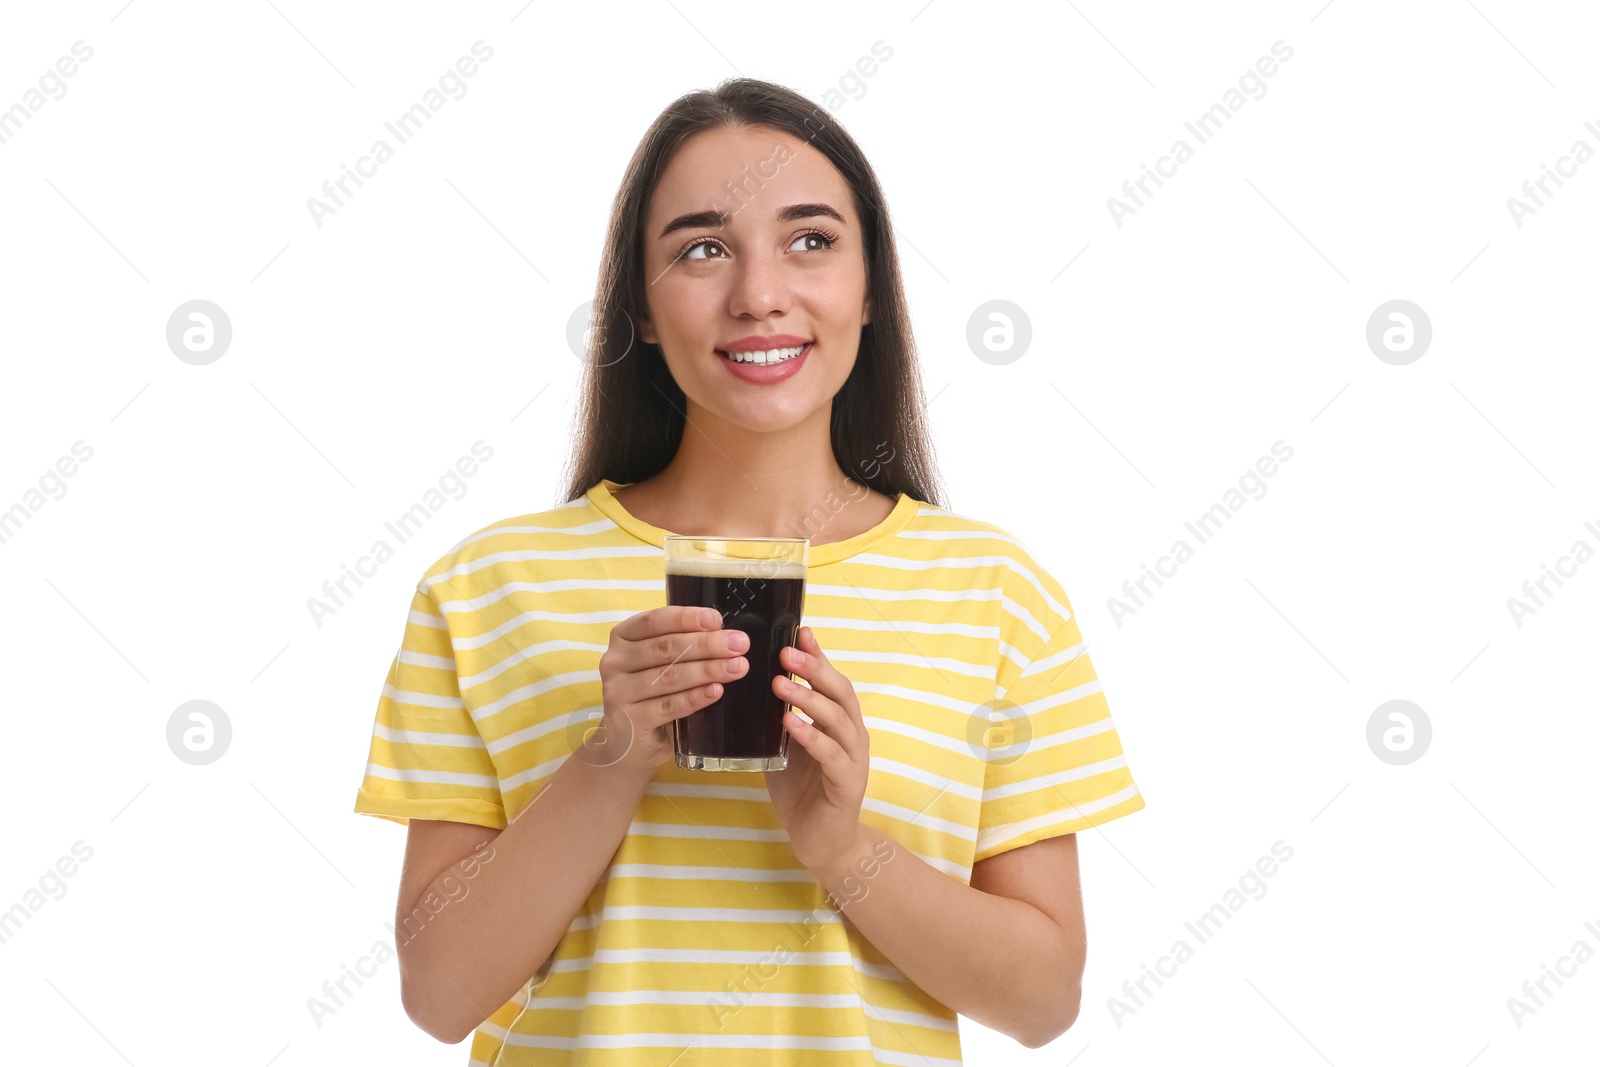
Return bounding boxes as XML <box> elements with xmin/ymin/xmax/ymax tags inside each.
<box><xmin>715</xmin><ymin>342</ymin><xmax>812</xmax><ymax>365</ymax></box>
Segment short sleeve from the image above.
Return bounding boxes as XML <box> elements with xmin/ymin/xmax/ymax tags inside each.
<box><xmin>352</xmin><ymin>580</ymin><xmax>507</xmax><ymax>830</ymax></box>
<box><xmin>974</xmin><ymin>573</ymin><xmax>1144</xmax><ymax>864</ymax></box>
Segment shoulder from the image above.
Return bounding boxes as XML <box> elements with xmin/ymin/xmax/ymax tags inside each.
<box><xmin>901</xmin><ymin>501</ymin><xmax>1070</xmax><ymax>596</ymax></box>
<box><xmin>897</xmin><ymin>501</ymin><xmax>1078</xmax><ymax>643</ymax></box>
<box><xmin>413</xmin><ymin>491</ymin><xmax>611</xmax><ymax>600</ymax></box>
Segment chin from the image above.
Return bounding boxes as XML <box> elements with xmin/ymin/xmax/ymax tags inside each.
<box><xmin>723</xmin><ymin>403</ymin><xmax>819</xmax><ymax>433</ymax></box>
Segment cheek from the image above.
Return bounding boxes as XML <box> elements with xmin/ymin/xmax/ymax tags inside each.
<box><xmin>799</xmin><ymin>271</ymin><xmax>868</xmax><ymax>329</ymax></box>
<box><xmin>649</xmin><ymin>282</ymin><xmax>719</xmax><ymax>347</ymax></box>
<box><xmin>807</xmin><ymin>281</ymin><xmax>868</xmax><ymax>358</ymax></box>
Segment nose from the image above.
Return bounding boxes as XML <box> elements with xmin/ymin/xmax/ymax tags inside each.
<box><xmin>726</xmin><ymin>246</ymin><xmax>792</xmax><ymax>321</ymax></box>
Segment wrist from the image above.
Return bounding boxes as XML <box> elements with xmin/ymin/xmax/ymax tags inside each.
<box><xmin>565</xmin><ymin>744</ymin><xmax>655</xmax><ymax>797</ymax></box>
<box><xmin>808</xmin><ymin>821</ymin><xmax>874</xmax><ymax>889</ymax></box>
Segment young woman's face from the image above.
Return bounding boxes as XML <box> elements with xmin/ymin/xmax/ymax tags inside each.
<box><xmin>638</xmin><ymin>123</ymin><xmax>871</xmax><ymax>433</ymax></box>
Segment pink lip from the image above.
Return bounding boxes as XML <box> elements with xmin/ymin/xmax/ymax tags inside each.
<box><xmin>717</xmin><ymin>342</ymin><xmax>811</xmax><ymax>384</ymax></box>
<box><xmin>718</xmin><ymin>334</ymin><xmax>811</xmax><ymax>353</ymax></box>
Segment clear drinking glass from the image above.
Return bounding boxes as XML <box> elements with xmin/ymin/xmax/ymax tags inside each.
<box><xmin>664</xmin><ymin>535</ymin><xmax>808</xmax><ymax>771</ymax></box>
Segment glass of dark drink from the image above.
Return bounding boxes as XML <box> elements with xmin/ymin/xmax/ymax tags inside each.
<box><xmin>663</xmin><ymin>535</ymin><xmax>808</xmax><ymax>771</ymax></box>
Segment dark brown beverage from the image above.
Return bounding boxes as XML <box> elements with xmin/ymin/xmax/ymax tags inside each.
<box><xmin>666</xmin><ymin>556</ymin><xmax>806</xmax><ymax>770</ymax></box>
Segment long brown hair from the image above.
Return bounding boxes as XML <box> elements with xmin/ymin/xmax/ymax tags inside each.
<box><xmin>559</xmin><ymin>77</ymin><xmax>947</xmax><ymax>509</ymax></box>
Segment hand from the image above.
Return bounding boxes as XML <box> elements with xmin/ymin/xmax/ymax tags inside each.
<box><xmin>588</xmin><ymin>606</ymin><xmax>750</xmax><ymax>781</ymax></box>
<box><xmin>764</xmin><ymin>626</ymin><xmax>870</xmax><ymax>876</ymax></box>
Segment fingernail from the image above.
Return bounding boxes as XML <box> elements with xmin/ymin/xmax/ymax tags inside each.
<box><xmin>701</xmin><ymin>609</ymin><xmax>719</xmax><ymax>627</ymax></box>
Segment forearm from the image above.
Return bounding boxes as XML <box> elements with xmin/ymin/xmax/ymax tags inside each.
<box><xmin>812</xmin><ymin>822</ymin><xmax>1083</xmax><ymax>1047</ymax></box>
<box><xmin>401</xmin><ymin>755</ymin><xmax>652</xmax><ymax>1043</ymax></box>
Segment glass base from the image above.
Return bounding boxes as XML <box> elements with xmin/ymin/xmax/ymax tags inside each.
<box><xmin>675</xmin><ymin>752</ymin><xmax>788</xmax><ymax>772</ymax></box>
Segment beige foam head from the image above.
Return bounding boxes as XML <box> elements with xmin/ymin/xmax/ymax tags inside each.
<box><xmin>664</xmin><ymin>556</ymin><xmax>806</xmax><ymax>580</ymax></box>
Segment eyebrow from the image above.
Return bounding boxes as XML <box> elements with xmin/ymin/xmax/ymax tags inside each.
<box><xmin>657</xmin><ymin>202</ymin><xmax>846</xmax><ymax>239</ymax></box>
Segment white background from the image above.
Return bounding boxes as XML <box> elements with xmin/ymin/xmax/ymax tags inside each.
<box><xmin>1</xmin><ymin>1</ymin><xmax>1596</xmax><ymax>1064</ymax></box>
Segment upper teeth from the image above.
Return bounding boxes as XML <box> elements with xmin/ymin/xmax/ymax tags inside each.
<box><xmin>726</xmin><ymin>344</ymin><xmax>806</xmax><ymax>364</ymax></box>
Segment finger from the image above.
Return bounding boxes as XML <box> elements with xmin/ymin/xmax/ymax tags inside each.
<box><xmin>631</xmin><ymin>680</ymin><xmax>726</xmax><ymax>729</ymax></box>
<box><xmin>783</xmin><ymin>706</ymin><xmax>849</xmax><ymax>768</ymax></box>
<box><xmin>778</xmin><ymin>637</ymin><xmax>848</xmax><ymax>743</ymax></box>
<box><xmin>805</xmin><ymin>626</ymin><xmax>867</xmax><ymax>732</ymax></box>
<box><xmin>621</xmin><ymin>621</ymin><xmax>748</xmax><ymax>675</ymax></box>
<box><xmin>775</xmin><ymin>672</ymin><xmax>833</xmax><ymax>724</ymax></box>
<box><xmin>780</xmin><ymin>634</ymin><xmax>829</xmax><ymax>693</ymax></box>
<box><xmin>639</xmin><ymin>650</ymin><xmax>747</xmax><ymax>698</ymax></box>
<box><xmin>776</xmin><ymin>673</ymin><xmax>863</xmax><ymax>763</ymax></box>
<box><xmin>784</xmin><ymin>629</ymin><xmax>862</xmax><ymax>731</ymax></box>
<box><xmin>615</xmin><ymin>605</ymin><xmax>723</xmax><ymax>644</ymax></box>
<box><xmin>610</xmin><ymin>606</ymin><xmax>723</xmax><ymax>673</ymax></box>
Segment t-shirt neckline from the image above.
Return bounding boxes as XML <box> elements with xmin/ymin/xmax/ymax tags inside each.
<box><xmin>587</xmin><ymin>478</ymin><xmax>919</xmax><ymax>567</ymax></box>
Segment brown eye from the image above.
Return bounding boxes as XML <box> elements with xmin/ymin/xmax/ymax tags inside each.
<box><xmin>789</xmin><ymin>229</ymin><xmax>839</xmax><ymax>253</ymax></box>
<box><xmin>682</xmin><ymin>240</ymin><xmax>727</xmax><ymax>260</ymax></box>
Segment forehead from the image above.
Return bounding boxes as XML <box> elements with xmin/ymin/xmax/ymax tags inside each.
<box><xmin>647</xmin><ymin>124</ymin><xmax>857</xmax><ymax>228</ymax></box>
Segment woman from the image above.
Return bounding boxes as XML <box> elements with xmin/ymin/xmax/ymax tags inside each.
<box><xmin>353</xmin><ymin>77</ymin><xmax>1145</xmax><ymax>1064</ymax></box>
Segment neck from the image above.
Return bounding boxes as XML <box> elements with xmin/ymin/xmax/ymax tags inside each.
<box><xmin>629</xmin><ymin>401</ymin><xmax>885</xmax><ymax>541</ymax></box>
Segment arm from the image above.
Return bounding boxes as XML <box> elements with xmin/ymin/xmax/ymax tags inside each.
<box><xmin>396</xmin><ymin>756</ymin><xmax>652</xmax><ymax>1044</ymax></box>
<box><xmin>811</xmin><ymin>825</ymin><xmax>1086</xmax><ymax>1049</ymax></box>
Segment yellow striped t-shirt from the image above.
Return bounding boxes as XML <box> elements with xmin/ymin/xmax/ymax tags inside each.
<box><xmin>353</xmin><ymin>477</ymin><xmax>1145</xmax><ymax>1065</ymax></box>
